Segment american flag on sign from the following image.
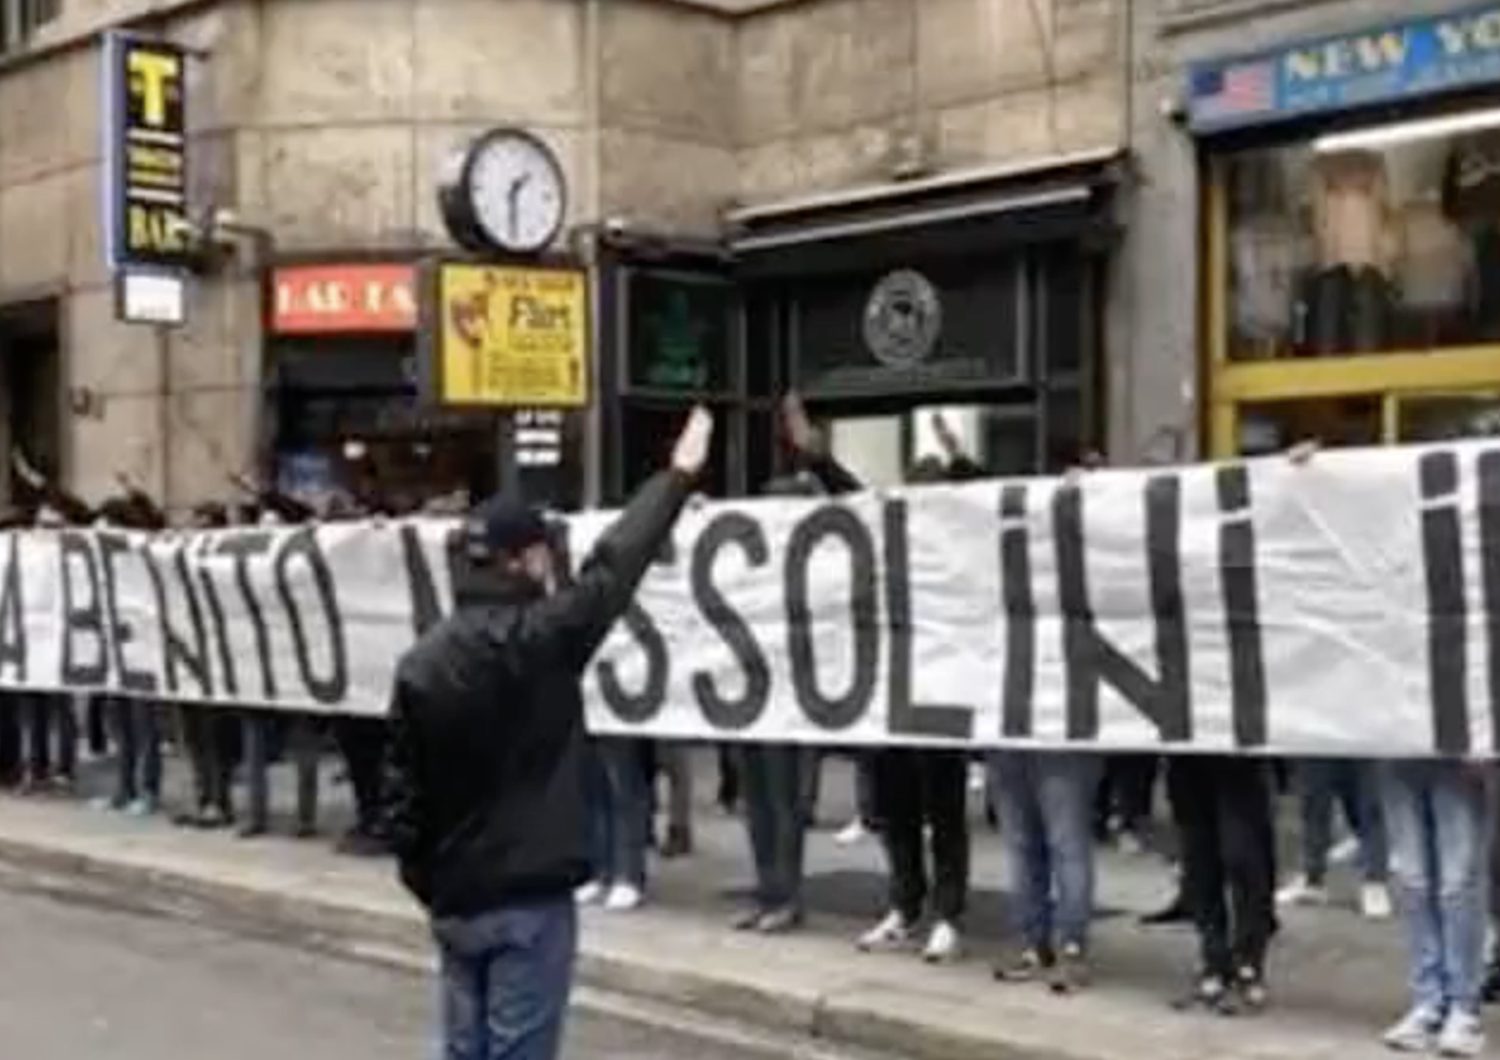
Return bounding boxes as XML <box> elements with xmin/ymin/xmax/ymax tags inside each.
<box><xmin>1192</xmin><ymin>60</ymin><xmax>1276</xmax><ymax>121</ymax></box>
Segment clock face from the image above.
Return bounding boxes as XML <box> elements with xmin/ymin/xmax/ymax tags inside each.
<box><xmin>466</xmin><ymin>132</ymin><xmax>566</xmax><ymax>254</ymax></box>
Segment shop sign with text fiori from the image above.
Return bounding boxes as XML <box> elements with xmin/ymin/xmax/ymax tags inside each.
<box><xmin>102</xmin><ymin>33</ymin><xmax>191</xmax><ymax>270</ymax></box>
<box><xmin>271</xmin><ymin>264</ymin><xmax>417</xmax><ymax>334</ymax></box>
<box><xmin>427</xmin><ymin>263</ymin><xmax>589</xmax><ymax>408</ymax></box>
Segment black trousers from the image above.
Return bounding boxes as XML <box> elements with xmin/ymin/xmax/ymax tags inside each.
<box><xmin>181</xmin><ymin>705</ymin><xmax>240</xmax><ymax>816</ymax></box>
<box><xmin>873</xmin><ymin>748</ymin><xmax>969</xmax><ymax>924</ymax></box>
<box><xmin>1298</xmin><ymin>264</ymin><xmax>1394</xmax><ymax>356</ymax></box>
<box><xmin>334</xmin><ymin>717</ymin><xmax>389</xmax><ymax>833</ymax></box>
<box><xmin>1169</xmin><ymin>756</ymin><xmax>1277</xmax><ymax>979</ymax></box>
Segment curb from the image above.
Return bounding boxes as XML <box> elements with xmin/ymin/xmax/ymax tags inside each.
<box><xmin>0</xmin><ymin>832</ymin><xmax>1098</xmax><ymax>1060</ymax></box>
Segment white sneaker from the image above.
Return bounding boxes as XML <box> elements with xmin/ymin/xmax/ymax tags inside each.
<box><xmin>922</xmin><ymin>921</ymin><xmax>962</xmax><ymax>963</ymax></box>
<box><xmin>1436</xmin><ymin>1010</ymin><xmax>1486</xmax><ymax>1057</ymax></box>
<box><xmin>1276</xmin><ymin>875</ymin><xmax>1329</xmax><ymax>907</ymax></box>
<box><xmin>834</xmin><ymin>818</ymin><xmax>869</xmax><ymax>845</ymax></box>
<box><xmin>574</xmin><ymin>881</ymin><xmax>604</xmax><ymax>906</ymax></box>
<box><xmin>1360</xmin><ymin>882</ymin><xmax>1393</xmax><ymax>921</ymax></box>
<box><xmin>602</xmin><ymin>882</ymin><xmax>643</xmax><ymax>912</ymax></box>
<box><xmin>857</xmin><ymin>910</ymin><xmax>913</xmax><ymax>952</ymax></box>
<box><xmin>1383</xmin><ymin>1007</ymin><xmax>1443</xmax><ymax>1052</ymax></box>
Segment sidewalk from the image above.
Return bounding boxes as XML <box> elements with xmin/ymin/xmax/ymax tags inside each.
<box><xmin>0</xmin><ymin>752</ymin><xmax>1428</xmax><ymax>1060</ymax></box>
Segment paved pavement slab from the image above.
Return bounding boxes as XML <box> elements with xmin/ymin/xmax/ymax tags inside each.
<box><xmin>0</xmin><ymin>750</ymin><xmax>1443</xmax><ymax>1060</ymax></box>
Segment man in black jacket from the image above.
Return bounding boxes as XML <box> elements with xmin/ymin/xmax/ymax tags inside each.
<box><xmin>384</xmin><ymin>406</ymin><xmax>712</xmax><ymax>1060</ymax></box>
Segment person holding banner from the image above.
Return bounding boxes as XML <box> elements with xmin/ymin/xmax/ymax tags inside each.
<box><xmin>383</xmin><ymin>405</ymin><xmax>713</xmax><ymax>1060</ymax></box>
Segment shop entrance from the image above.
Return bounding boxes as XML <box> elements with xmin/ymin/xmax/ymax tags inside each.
<box><xmin>0</xmin><ymin>299</ymin><xmax>61</xmax><ymax>503</ymax></box>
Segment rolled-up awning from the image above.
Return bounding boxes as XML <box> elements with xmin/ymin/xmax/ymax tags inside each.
<box><xmin>724</xmin><ymin>146</ymin><xmax>1127</xmax><ymax>277</ymax></box>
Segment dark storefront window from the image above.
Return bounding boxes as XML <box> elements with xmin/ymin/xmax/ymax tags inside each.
<box><xmin>624</xmin><ymin>270</ymin><xmax>738</xmax><ymax>397</ymax></box>
<box><xmin>269</xmin><ymin>338</ymin><xmax>504</xmax><ymax>512</ymax></box>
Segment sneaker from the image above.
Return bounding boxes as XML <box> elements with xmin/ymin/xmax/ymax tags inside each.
<box><xmin>1360</xmin><ymin>882</ymin><xmax>1394</xmax><ymax>921</ymax></box>
<box><xmin>1172</xmin><ymin>974</ymin><xmax>1235</xmax><ymax>1015</ymax></box>
<box><xmin>124</xmin><ymin>797</ymin><xmax>158</xmax><ymax>818</ymax></box>
<box><xmin>857</xmin><ymin>911</ymin><xmax>914</xmax><ymax>952</ymax></box>
<box><xmin>1275</xmin><ymin>875</ymin><xmax>1329</xmax><ymax>907</ymax></box>
<box><xmin>1234</xmin><ymin>965</ymin><xmax>1268</xmax><ymax>1013</ymax></box>
<box><xmin>1050</xmin><ymin>943</ymin><xmax>1090</xmax><ymax>994</ymax></box>
<box><xmin>1436</xmin><ymin>1010</ymin><xmax>1486</xmax><ymax>1057</ymax></box>
<box><xmin>1117</xmin><ymin>830</ymin><xmax>1147</xmax><ymax>856</ymax></box>
<box><xmin>967</xmin><ymin>762</ymin><xmax>987</xmax><ymax>794</ymax></box>
<box><xmin>1383</xmin><ymin>1007</ymin><xmax>1443</xmax><ymax>1052</ymax></box>
<box><xmin>658</xmin><ymin>825</ymin><xmax>693</xmax><ymax>859</ymax></box>
<box><xmin>922</xmin><ymin>921</ymin><xmax>962</xmax><ymax>964</ymax></box>
<box><xmin>602</xmin><ymin>882</ymin><xmax>643</xmax><ymax>912</ymax></box>
<box><xmin>574</xmin><ymin>881</ymin><xmax>605</xmax><ymax>906</ymax></box>
<box><xmin>834</xmin><ymin>818</ymin><xmax>869</xmax><ymax>845</ymax></box>
<box><xmin>756</xmin><ymin>907</ymin><xmax>804</xmax><ymax>935</ymax></box>
<box><xmin>993</xmin><ymin>947</ymin><xmax>1054</xmax><ymax>983</ymax></box>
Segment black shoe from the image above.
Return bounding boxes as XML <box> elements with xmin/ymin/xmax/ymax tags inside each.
<box><xmin>1172</xmin><ymin>974</ymin><xmax>1237</xmax><ymax>1016</ymax></box>
<box><xmin>335</xmin><ymin>829</ymin><xmax>389</xmax><ymax>857</ymax></box>
<box><xmin>659</xmin><ymin>826</ymin><xmax>693</xmax><ymax>859</ymax></box>
<box><xmin>1140</xmin><ymin>896</ymin><xmax>1190</xmax><ymax>926</ymax></box>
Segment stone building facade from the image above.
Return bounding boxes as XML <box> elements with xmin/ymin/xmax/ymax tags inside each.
<box><xmin>0</xmin><ymin>0</ymin><xmax>1149</xmax><ymax>511</ymax></box>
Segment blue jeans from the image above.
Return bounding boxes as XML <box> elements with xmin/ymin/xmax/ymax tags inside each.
<box><xmin>109</xmin><ymin>697</ymin><xmax>161</xmax><ymax>806</ymax></box>
<box><xmin>433</xmin><ymin>899</ymin><xmax>578</xmax><ymax>1060</ymax></box>
<box><xmin>992</xmin><ymin>751</ymin><xmax>1100</xmax><ymax>951</ymax></box>
<box><xmin>738</xmin><ymin>743</ymin><xmax>810</xmax><ymax>911</ymax></box>
<box><xmin>1381</xmin><ymin>760</ymin><xmax>1492</xmax><ymax>1017</ymax></box>
<box><xmin>1297</xmin><ymin>757</ymin><xmax>1387</xmax><ymax>883</ymax></box>
<box><xmin>586</xmin><ymin>740</ymin><xmax>648</xmax><ymax>888</ymax></box>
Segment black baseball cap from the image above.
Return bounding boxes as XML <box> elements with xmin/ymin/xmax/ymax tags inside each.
<box><xmin>463</xmin><ymin>493</ymin><xmax>553</xmax><ymax>564</ymax></box>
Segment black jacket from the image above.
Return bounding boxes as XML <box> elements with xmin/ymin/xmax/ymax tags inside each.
<box><xmin>384</xmin><ymin>470</ymin><xmax>693</xmax><ymax>918</ymax></box>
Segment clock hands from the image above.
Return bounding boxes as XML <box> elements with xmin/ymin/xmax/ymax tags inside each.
<box><xmin>506</xmin><ymin>173</ymin><xmax>531</xmax><ymax>241</ymax></box>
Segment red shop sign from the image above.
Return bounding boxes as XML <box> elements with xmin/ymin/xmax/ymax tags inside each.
<box><xmin>271</xmin><ymin>263</ymin><xmax>417</xmax><ymax>334</ymax></box>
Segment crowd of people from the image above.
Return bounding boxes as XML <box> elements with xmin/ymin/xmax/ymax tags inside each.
<box><xmin>0</xmin><ymin>398</ymin><xmax>1496</xmax><ymax>1060</ymax></box>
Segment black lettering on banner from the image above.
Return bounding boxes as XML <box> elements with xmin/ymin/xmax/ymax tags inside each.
<box><xmin>1215</xmin><ymin>466</ymin><xmax>1267</xmax><ymax>748</ymax></box>
<box><xmin>688</xmin><ymin>511</ymin><xmax>771</xmax><ymax>732</ymax></box>
<box><xmin>217</xmin><ymin>531</ymin><xmax>278</xmax><ymax>700</ymax></box>
<box><xmin>1477</xmin><ymin>450</ymin><xmax>1500</xmax><ymax>755</ymax></box>
<box><xmin>273</xmin><ymin>528</ymin><xmax>349</xmax><ymax>706</ymax></box>
<box><xmin>1054</xmin><ymin>475</ymin><xmax>1190</xmax><ymax>743</ymax></box>
<box><xmin>140</xmin><ymin>541</ymin><xmax>212</xmax><ymax>698</ymax></box>
<box><xmin>97</xmin><ymin>531</ymin><xmax>159</xmax><ymax>694</ymax></box>
<box><xmin>783</xmin><ymin>504</ymin><xmax>880</xmax><ymax>732</ymax></box>
<box><xmin>594</xmin><ymin>527</ymin><xmax>672</xmax><ymax>726</ymax></box>
<box><xmin>58</xmin><ymin>532</ymin><xmax>107</xmax><ymax>687</ymax></box>
<box><xmin>998</xmin><ymin>485</ymin><xmax>1035</xmax><ymax>738</ymax></box>
<box><xmin>1420</xmin><ymin>450</ymin><xmax>1469</xmax><ymax>755</ymax></box>
<box><xmin>883</xmin><ymin>499</ymin><xmax>972</xmax><ymax>740</ymax></box>
<box><xmin>0</xmin><ymin>534</ymin><xmax>26</xmax><ymax>681</ymax></box>
<box><xmin>194</xmin><ymin>535</ymin><xmax>238</xmax><ymax>697</ymax></box>
<box><xmin>400</xmin><ymin>525</ymin><xmax>458</xmax><ymax>637</ymax></box>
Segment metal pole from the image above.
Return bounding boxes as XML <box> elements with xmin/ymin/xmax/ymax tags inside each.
<box><xmin>495</xmin><ymin>411</ymin><xmax>517</xmax><ymax>495</ymax></box>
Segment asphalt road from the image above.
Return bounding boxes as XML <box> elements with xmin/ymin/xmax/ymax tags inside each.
<box><xmin>0</xmin><ymin>882</ymin><xmax>843</xmax><ymax>1060</ymax></box>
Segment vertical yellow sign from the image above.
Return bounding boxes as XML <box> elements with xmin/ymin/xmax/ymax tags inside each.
<box><xmin>436</xmin><ymin>264</ymin><xmax>589</xmax><ymax>407</ymax></box>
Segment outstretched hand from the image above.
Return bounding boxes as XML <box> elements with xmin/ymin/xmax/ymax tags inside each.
<box><xmin>931</xmin><ymin>411</ymin><xmax>961</xmax><ymax>458</ymax></box>
<box><xmin>11</xmin><ymin>450</ymin><xmax>43</xmax><ymax>488</ymax></box>
<box><xmin>780</xmin><ymin>392</ymin><xmax>822</xmax><ymax>453</ymax></box>
<box><xmin>671</xmin><ymin>406</ymin><xmax>715</xmax><ymax>478</ymax></box>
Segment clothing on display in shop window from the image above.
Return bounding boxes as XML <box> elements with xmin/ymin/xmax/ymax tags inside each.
<box><xmin>1396</xmin><ymin>197</ymin><xmax>1472</xmax><ymax>346</ymax></box>
<box><xmin>1231</xmin><ymin>219</ymin><xmax>1305</xmax><ymax>346</ymax></box>
<box><xmin>1444</xmin><ymin>132</ymin><xmax>1500</xmax><ymax>340</ymax></box>
<box><xmin>1299</xmin><ymin>151</ymin><xmax>1397</xmax><ymax>355</ymax></box>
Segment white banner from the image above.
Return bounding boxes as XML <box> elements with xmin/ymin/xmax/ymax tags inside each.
<box><xmin>0</xmin><ymin>442</ymin><xmax>1498</xmax><ymax>756</ymax></box>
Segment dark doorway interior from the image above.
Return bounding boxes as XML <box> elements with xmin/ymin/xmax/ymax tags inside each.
<box><xmin>0</xmin><ymin>298</ymin><xmax>62</xmax><ymax>503</ymax></box>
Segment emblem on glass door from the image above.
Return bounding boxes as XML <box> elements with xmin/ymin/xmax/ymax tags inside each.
<box><xmin>862</xmin><ymin>269</ymin><xmax>942</xmax><ymax>368</ymax></box>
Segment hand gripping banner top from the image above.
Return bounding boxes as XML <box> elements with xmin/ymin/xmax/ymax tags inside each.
<box><xmin>0</xmin><ymin>440</ymin><xmax>1497</xmax><ymax>757</ymax></box>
